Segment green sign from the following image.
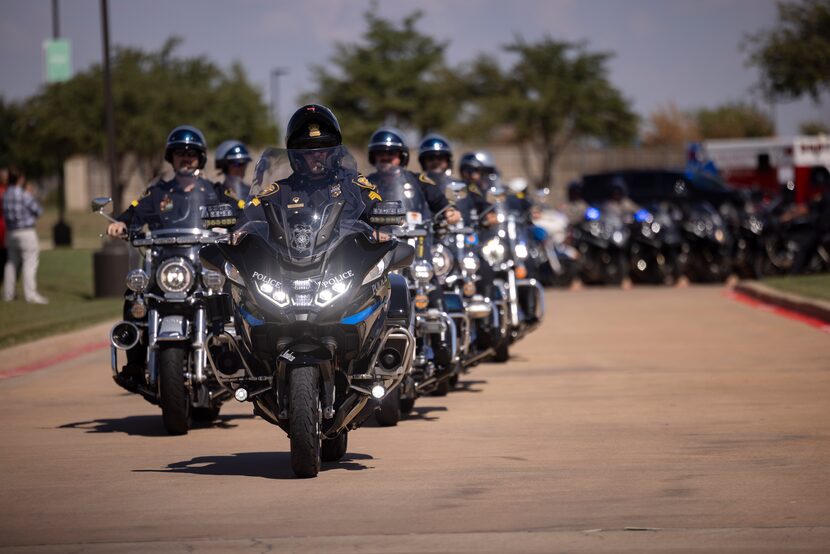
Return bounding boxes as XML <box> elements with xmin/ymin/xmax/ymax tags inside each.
<box><xmin>44</xmin><ymin>39</ymin><xmax>72</xmax><ymax>83</ymax></box>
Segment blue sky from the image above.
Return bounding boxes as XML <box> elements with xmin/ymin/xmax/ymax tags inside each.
<box><xmin>1</xmin><ymin>0</ymin><xmax>827</xmax><ymax>137</ymax></box>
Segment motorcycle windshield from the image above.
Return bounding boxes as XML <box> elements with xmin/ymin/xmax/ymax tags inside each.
<box><xmin>142</xmin><ymin>183</ymin><xmax>217</xmax><ymax>235</ymax></box>
<box><xmin>369</xmin><ymin>168</ymin><xmax>426</xmax><ymax>225</ymax></box>
<box><xmin>244</xmin><ymin>146</ymin><xmax>372</xmax><ymax>263</ymax></box>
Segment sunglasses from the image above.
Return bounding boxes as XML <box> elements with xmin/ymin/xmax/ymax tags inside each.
<box><xmin>172</xmin><ymin>149</ymin><xmax>199</xmax><ymax>158</ymax></box>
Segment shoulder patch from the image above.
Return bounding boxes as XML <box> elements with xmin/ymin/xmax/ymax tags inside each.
<box><xmin>131</xmin><ymin>199</ymin><xmax>139</xmax><ymax>207</ymax></box>
<box><xmin>418</xmin><ymin>173</ymin><xmax>436</xmax><ymax>186</ymax></box>
<box><xmin>353</xmin><ymin>175</ymin><xmax>377</xmax><ymax>191</ymax></box>
<box><xmin>224</xmin><ymin>188</ymin><xmax>238</xmax><ymax>199</ymax></box>
<box><xmin>368</xmin><ymin>190</ymin><xmax>382</xmax><ymax>201</ymax></box>
<box><xmin>237</xmin><ymin>199</ymin><xmax>246</xmax><ymax>209</ymax></box>
<box><xmin>259</xmin><ymin>181</ymin><xmax>280</xmax><ymax>197</ymax></box>
<box><xmin>251</xmin><ymin>197</ymin><xmax>261</xmax><ymax>207</ymax></box>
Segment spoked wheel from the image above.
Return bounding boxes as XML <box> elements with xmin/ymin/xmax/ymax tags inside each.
<box><xmin>321</xmin><ymin>431</ymin><xmax>348</xmax><ymax>462</ymax></box>
<box><xmin>375</xmin><ymin>385</ymin><xmax>401</xmax><ymax>427</ymax></box>
<box><xmin>289</xmin><ymin>366</ymin><xmax>321</xmax><ymax>478</ymax></box>
<box><xmin>158</xmin><ymin>345</ymin><xmax>191</xmax><ymax>435</ymax></box>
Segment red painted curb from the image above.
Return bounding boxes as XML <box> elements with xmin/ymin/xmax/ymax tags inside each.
<box><xmin>0</xmin><ymin>340</ymin><xmax>110</xmax><ymax>380</ymax></box>
<box><xmin>728</xmin><ymin>290</ymin><xmax>830</xmax><ymax>333</ymax></box>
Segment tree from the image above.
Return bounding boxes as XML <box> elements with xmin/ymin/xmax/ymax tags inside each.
<box><xmin>642</xmin><ymin>102</ymin><xmax>701</xmax><ymax>147</ymax></box>
<box><xmin>695</xmin><ymin>102</ymin><xmax>775</xmax><ymax>139</ymax></box>
<box><xmin>799</xmin><ymin>120</ymin><xmax>829</xmax><ymax>135</ymax></box>
<box><xmin>463</xmin><ymin>37</ymin><xmax>638</xmax><ymax>189</ymax></box>
<box><xmin>307</xmin><ymin>6</ymin><xmax>459</xmax><ymax>145</ymax></box>
<box><xmin>10</xmin><ymin>37</ymin><xmax>275</xmax><ymax>211</ymax></box>
<box><xmin>745</xmin><ymin>0</ymin><xmax>830</xmax><ymax>101</ymax></box>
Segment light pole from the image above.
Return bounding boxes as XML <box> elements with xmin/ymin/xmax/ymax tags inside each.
<box><xmin>270</xmin><ymin>68</ymin><xmax>288</xmax><ymax>144</ymax></box>
<box><xmin>51</xmin><ymin>0</ymin><xmax>72</xmax><ymax>247</ymax></box>
<box><xmin>93</xmin><ymin>0</ymin><xmax>129</xmax><ymax>298</ymax></box>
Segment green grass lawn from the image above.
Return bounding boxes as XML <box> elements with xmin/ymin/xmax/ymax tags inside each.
<box><xmin>0</xmin><ymin>249</ymin><xmax>121</xmax><ymax>349</ymax></box>
<box><xmin>762</xmin><ymin>274</ymin><xmax>830</xmax><ymax>303</ymax></box>
<box><xmin>36</xmin><ymin>207</ymin><xmax>108</xmax><ymax>248</ymax></box>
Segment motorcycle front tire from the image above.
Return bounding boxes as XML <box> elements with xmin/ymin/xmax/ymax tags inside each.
<box><xmin>158</xmin><ymin>345</ymin><xmax>191</xmax><ymax>435</ymax></box>
<box><xmin>289</xmin><ymin>366</ymin><xmax>322</xmax><ymax>478</ymax></box>
<box><xmin>375</xmin><ymin>385</ymin><xmax>401</xmax><ymax>427</ymax></box>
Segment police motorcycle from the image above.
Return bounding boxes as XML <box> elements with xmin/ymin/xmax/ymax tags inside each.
<box><xmin>198</xmin><ymin>146</ymin><xmax>416</xmax><ymax>478</ymax></box>
<box><xmin>532</xmin><ymin>203</ymin><xmax>579</xmax><ymax>288</ymax></box>
<box><xmin>571</xmin><ymin>205</ymin><xmax>629</xmax><ymax>286</ymax></box>
<box><xmin>369</xmin><ymin>169</ymin><xmax>459</xmax><ymax>424</ymax></box>
<box><xmin>477</xmin><ymin>183</ymin><xmax>545</xmax><ymax>360</ymax></box>
<box><xmin>92</xmin><ymin>192</ymin><xmax>234</xmax><ymax>435</ymax></box>
<box><xmin>627</xmin><ymin>205</ymin><xmax>684</xmax><ymax>285</ymax></box>
<box><xmin>679</xmin><ymin>201</ymin><xmax>733</xmax><ymax>282</ymax></box>
<box><xmin>439</xmin><ymin>180</ymin><xmax>498</xmax><ymax>370</ymax></box>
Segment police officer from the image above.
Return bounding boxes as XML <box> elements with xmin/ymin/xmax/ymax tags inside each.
<box><xmin>603</xmin><ymin>176</ymin><xmax>641</xmax><ymax>219</ymax></box>
<box><xmin>418</xmin><ymin>133</ymin><xmax>454</xmax><ymax>184</ymax></box>
<box><xmin>107</xmin><ymin>125</ymin><xmax>220</xmax><ymax>237</ymax></box>
<box><xmin>367</xmin><ymin>127</ymin><xmax>460</xmax><ymax>225</ymax></box>
<box><xmin>506</xmin><ymin>177</ymin><xmax>534</xmax><ymax>222</ymax></box>
<box><xmin>561</xmin><ymin>180</ymin><xmax>589</xmax><ymax>224</ymax></box>
<box><xmin>246</xmin><ymin>104</ymin><xmax>383</xmax><ymax>231</ymax></box>
<box><xmin>106</xmin><ymin>125</ymin><xmax>220</xmax><ymax>385</ymax></box>
<box><xmin>458</xmin><ymin>151</ymin><xmax>499</xmax><ymax>228</ymax></box>
<box><xmin>214</xmin><ymin>139</ymin><xmax>252</xmax><ymax>213</ymax></box>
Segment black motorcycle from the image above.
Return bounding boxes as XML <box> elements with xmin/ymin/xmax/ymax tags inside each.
<box><xmin>92</xmin><ymin>195</ymin><xmax>233</xmax><ymax>435</ymax></box>
<box><xmin>571</xmin><ymin>206</ymin><xmax>629</xmax><ymax>286</ymax></box>
<box><xmin>680</xmin><ymin>201</ymin><xmax>733</xmax><ymax>283</ymax></box>
<box><xmin>478</xmin><ymin>185</ymin><xmax>545</xmax><ymax>360</ymax></box>
<box><xmin>199</xmin><ymin>146</ymin><xmax>415</xmax><ymax>478</ymax></box>
<box><xmin>628</xmin><ymin>206</ymin><xmax>683</xmax><ymax>285</ymax></box>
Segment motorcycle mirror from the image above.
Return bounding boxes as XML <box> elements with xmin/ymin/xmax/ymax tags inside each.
<box><xmin>201</xmin><ymin>203</ymin><xmax>238</xmax><ymax>228</ymax></box>
<box><xmin>369</xmin><ymin>201</ymin><xmax>406</xmax><ymax>227</ymax></box>
<box><xmin>389</xmin><ymin>241</ymin><xmax>416</xmax><ymax>271</ymax></box>
<box><xmin>444</xmin><ymin>181</ymin><xmax>468</xmax><ymax>203</ymax></box>
<box><xmin>535</xmin><ymin>187</ymin><xmax>551</xmax><ymax>198</ymax></box>
<box><xmin>91</xmin><ymin>197</ymin><xmax>112</xmax><ymax>213</ymax></box>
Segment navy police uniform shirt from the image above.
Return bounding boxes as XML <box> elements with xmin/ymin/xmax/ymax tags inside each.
<box><xmin>117</xmin><ymin>177</ymin><xmax>220</xmax><ymax>230</ymax></box>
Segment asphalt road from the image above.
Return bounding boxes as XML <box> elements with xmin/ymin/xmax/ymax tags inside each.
<box><xmin>1</xmin><ymin>286</ymin><xmax>829</xmax><ymax>553</ymax></box>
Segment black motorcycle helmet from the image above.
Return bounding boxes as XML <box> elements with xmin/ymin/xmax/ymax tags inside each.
<box><xmin>164</xmin><ymin>125</ymin><xmax>207</xmax><ymax>169</ymax></box>
<box><xmin>418</xmin><ymin>133</ymin><xmax>452</xmax><ymax>170</ymax></box>
<box><xmin>368</xmin><ymin>127</ymin><xmax>409</xmax><ymax>166</ymax></box>
<box><xmin>214</xmin><ymin>140</ymin><xmax>252</xmax><ymax>172</ymax></box>
<box><xmin>285</xmin><ymin>104</ymin><xmax>342</xmax><ymax>149</ymax></box>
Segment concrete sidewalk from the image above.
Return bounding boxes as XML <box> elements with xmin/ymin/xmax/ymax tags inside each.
<box><xmin>733</xmin><ymin>280</ymin><xmax>830</xmax><ymax>324</ymax></box>
<box><xmin>0</xmin><ymin>320</ymin><xmax>113</xmax><ymax>377</ymax></box>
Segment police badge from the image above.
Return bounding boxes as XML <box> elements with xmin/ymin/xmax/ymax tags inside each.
<box><xmin>291</xmin><ymin>224</ymin><xmax>313</xmax><ymax>251</ymax></box>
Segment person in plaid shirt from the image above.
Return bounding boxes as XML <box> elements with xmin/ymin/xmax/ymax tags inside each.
<box><xmin>3</xmin><ymin>170</ymin><xmax>48</xmax><ymax>304</ymax></box>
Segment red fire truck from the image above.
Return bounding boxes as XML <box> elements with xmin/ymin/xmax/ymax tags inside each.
<box><xmin>704</xmin><ymin>135</ymin><xmax>830</xmax><ymax>204</ymax></box>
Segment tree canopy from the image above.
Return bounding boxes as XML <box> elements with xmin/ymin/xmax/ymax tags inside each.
<box><xmin>695</xmin><ymin>102</ymin><xmax>775</xmax><ymax>139</ymax></box>
<box><xmin>308</xmin><ymin>7</ymin><xmax>459</xmax><ymax>145</ymax></box>
<box><xmin>745</xmin><ymin>0</ymin><xmax>830</xmax><ymax>101</ymax></box>
<box><xmin>458</xmin><ymin>37</ymin><xmax>638</xmax><ymax>188</ymax></box>
<box><xmin>6</xmin><ymin>37</ymin><xmax>274</xmax><ymax>210</ymax></box>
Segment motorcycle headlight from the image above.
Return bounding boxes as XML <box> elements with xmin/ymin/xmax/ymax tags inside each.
<box><xmin>461</xmin><ymin>253</ymin><xmax>480</xmax><ymax>273</ymax></box>
<box><xmin>412</xmin><ymin>260</ymin><xmax>434</xmax><ymax>282</ymax></box>
<box><xmin>315</xmin><ymin>280</ymin><xmax>351</xmax><ymax>307</ymax></box>
<box><xmin>224</xmin><ymin>261</ymin><xmax>244</xmax><ymax>286</ymax></box>
<box><xmin>749</xmin><ymin>217</ymin><xmax>764</xmax><ymax>235</ymax></box>
<box><xmin>202</xmin><ymin>269</ymin><xmax>226</xmax><ymax>293</ymax></box>
<box><xmin>361</xmin><ymin>258</ymin><xmax>386</xmax><ymax>285</ymax></box>
<box><xmin>515</xmin><ymin>243</ymin><xmax>528</xmax><ymax>260</ymax></box>
<box><xmin>125</xmin><ymin>269</ymin><xmax>149</xmax><ymax>293</ymax></box>
<box><xmin>651</xmin><ymin>222</ymin><xmax>661</xmax><ymax>234</ymax></box>
<box><xmin>156</xmin><ymin>258</ymin><xmax>194</xmax><ymax>293</ymax></box>
<box><xmin>612</xmin><ymin>230</ymin><xmax>626</xmax><ymax>245</ymax></box>
<box><xmin>482</xmin><ymin>237</ymin><xmax>506</xmax><ymax>266</ymax></box>
<box><xmin>256</xmin><ymin>280</ymin><xmax>290</xmax><ymax>307</ymax></box>
<box><xmin>431</xmin><ymin>246</ymin><xmax>453</xmax><ymax>277</ymax></box>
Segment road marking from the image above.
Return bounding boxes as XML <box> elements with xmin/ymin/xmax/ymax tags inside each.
<box><xmin>0</xmin><ymin>340</ymin><xmax>110</xmax><ymax>380</ymax></box>
<box><xmin>727</xmin><ymin>291</ymin><xmax>830</xmax><ymax>333</ymax></box>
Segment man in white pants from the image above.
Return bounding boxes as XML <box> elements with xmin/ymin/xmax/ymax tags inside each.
<box><xmin>3</xmin><ymin>170</ymin><xmax>48</xmax><ymax>304</ymax></box>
